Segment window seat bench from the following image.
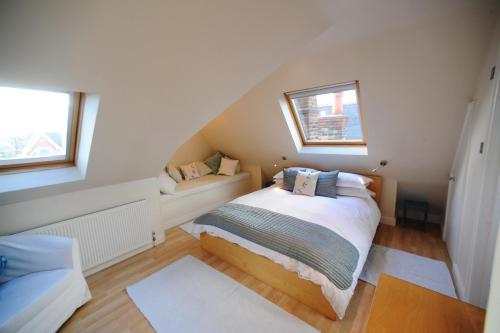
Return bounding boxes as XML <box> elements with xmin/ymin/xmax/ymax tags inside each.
<box><xmin>159</xmin><ymin>172</ymin><xmax>253</xmax><ymax>230</ymax></box>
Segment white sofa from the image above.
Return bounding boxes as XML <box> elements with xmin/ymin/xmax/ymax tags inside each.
<box><xmin>0</xmin><ymin>235</ymin><xmax>91</xmax><ymax>333</ymax></box>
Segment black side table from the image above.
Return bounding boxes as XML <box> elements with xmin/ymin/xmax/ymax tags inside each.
<box><xmin>403</xmin><ymin>200</ymin><xmax>429</xmax><ymax>230</ymax></box>
<box><xmin>264</xmin><ymin>180</ymin><xmax>276</xmax><ymax>188</ymax></box>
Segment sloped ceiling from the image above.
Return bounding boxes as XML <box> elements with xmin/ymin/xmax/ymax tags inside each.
<box><xmin>200</xmin><ymin>0</ymin><xmax>499</xmax><ymax>213</ymax></box>
<box><xmin>0</xmin><ymin>0</ymin><xmax>337</xmax><ymax>204</ymax></box>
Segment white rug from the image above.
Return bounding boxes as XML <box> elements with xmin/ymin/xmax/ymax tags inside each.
<box><xmin>127</xmin><ymin>256</ymin><xmax>319</xmax><ymax>333</ymax></box>
<box><xmin>179</xmin><ymin>221</ymin><xmax>199</xmax><ymax>239</ymax></box>
<box><xmin>360</xmin><ymin>244</ymin><xmax>457</xmax><ymax>298</ymax></box>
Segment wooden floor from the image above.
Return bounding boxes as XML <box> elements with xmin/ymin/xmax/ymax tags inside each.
<box><xmin>60</xmin><ymin>223</ymin><xmax>451</xmax><ymax>333</ymax></box>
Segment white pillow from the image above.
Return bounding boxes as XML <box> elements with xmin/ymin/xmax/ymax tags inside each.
<box><xmin>180</xmin><ymin>162</ymin><xmax>201</xmax><ymax>180</ymax></box>
<box><xmin>273</xmin><ymin>170</ymin><xmax>284</xmax><ymax>179</ymax></box>
<box><xmin>337</xmin><ymin>187</ymin><xmax>375</xmax><ymax>199</ymax></box>
<box><xmin>167</xmin><ymin>165</ymin><xmax>183</xmax><ymax>183</ymax></box>
<box><xmin>158</xmin><ymin>171</ymin><xmax>177</xmax><ymax>194</ymax></box>
<box><xmin>218</xmin><ymin>157</ymin><xmax>239</xmax><ymax>176</ymax></box>
<box><xmin>293</xmin><ymin>171</ymin><xmax>320</xmax><ymax>196</ymax></box>
<box><xmin>273</xmin><ymin>167</ymin><xmax>318</xmax><ymax>180</ymax></box>
<box><xmin>337</xmin><ymin>172</ymin><xmax>372</xmax><ymax>189</ymax></box>
<box><xmin>195</xmin><ymin>161</ymin><xmax>212</xmax><ymax>177</ymax></box>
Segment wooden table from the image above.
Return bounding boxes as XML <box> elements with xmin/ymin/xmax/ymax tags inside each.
<box><xmin>365</xmin><ymin>274</ymin><xmax>485</xmax><ymax>333</ymax></box>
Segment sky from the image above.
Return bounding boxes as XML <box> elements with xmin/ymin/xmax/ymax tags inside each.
<box><xmin>0</xmin><ymin>87</ymin><xmax>70</xmax><ymax>138</ymax></box>
<box><xmin>316</xmin><ymin>90</ymin><xmax>357</xmax><ymax>107</ymax></box>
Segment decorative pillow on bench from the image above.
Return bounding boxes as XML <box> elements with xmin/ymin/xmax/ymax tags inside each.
<box><xmin>180</xmin><ymin>162</ymin><xmax>201</xmax><ymax>181</ymax></box>
<box><xmin>204</xmin><ymin>151</ymin><xmax>224</xmax><ymax>174</ymax></box>
<box><xmin>195</xmin><ymin>161</ymin><xmax>213</xmax><ymax>177</ymax></box>
<box><xmin>159</xmin><ymin>171</ymin><xmax>177</xmax><ymax>194</ymax></box>
<box><xmin>167</xmin><ymin>165</ymin><xmax>183</xmax><ymax>183</ymax></box>
<box><xmin>218</xmin><ymin>157</ymin><xmax>239</xmax><ymax>176</ymax></box>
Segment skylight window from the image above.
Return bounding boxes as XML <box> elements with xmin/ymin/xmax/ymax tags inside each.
<box><xmin>0</xmin><ymin>87</ymin><xmax>81</xmax><ymax>171</ymax></box>
<box><xmin>284</xmin><ymin>81</ymin><xmax>365</xmax><ymax>146</ymax></box>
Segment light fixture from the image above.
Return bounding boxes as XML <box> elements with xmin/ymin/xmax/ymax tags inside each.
<box><xmin>273</xmin><ymin>156</ymin><xmax>287</xmax><ymax>168</ymax></box>
<box><xmin>371</xmin><ymin>160</ymin><xmax>388</xmax><ymax>173</ymax></box>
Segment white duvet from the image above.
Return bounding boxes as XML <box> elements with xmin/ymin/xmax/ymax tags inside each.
<box><xmin>192</xmin><ymin>185</ymin><xmax>381</xmax><ymax>319</ymax></box>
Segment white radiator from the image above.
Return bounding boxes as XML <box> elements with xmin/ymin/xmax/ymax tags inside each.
<box><xmin>21</xmin><ymin>200</ymin><xmax>153</xmax><ymax>275</ymax></box>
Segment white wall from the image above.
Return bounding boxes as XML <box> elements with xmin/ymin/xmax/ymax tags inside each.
<box><xmin>201</xmin><ymin>2</ymin><xmax>497</xmax><ymax>216</ymax></box>
<box><xmin>0</xmin><ymin>0</ymin><xmax>336</xmax><ymax>206</ymax></box>
<box><xmin>0</xmin><ymin>178</ymin><xmax>165</xmax><ymax>244</ymax></box>
<box><xmin>166</xmin><ymin>131</ymin><xmax>264</xmax><ymax>189</ymax></box>
<box><xmin>168</xmin><ymin>132</ymin><xmax>215</xmax><ymax>168</ymax></box>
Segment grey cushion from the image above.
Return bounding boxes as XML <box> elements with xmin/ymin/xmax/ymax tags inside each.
<box><xmin>204</xmin><ymin>152</ymin><xmax>224</xmax><ymax>173</ymax></box>
<box><xmin>315</xmin><ymin>171</ymin><xmax>339</xmax><ymax>198</ymax></box>
<box><xmin>283</xmin><ymin>168</ymin><xmax>307</xmax><ymax>191</ymax></box>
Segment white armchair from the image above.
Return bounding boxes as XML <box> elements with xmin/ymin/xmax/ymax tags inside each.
<box><xmin>0</xmin><ymin>235</ymin><xmax>91</xmax><ymax>333</ymax></box>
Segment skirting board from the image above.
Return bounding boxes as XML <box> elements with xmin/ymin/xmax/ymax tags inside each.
<box><xmin>380</xmin><ymin>216</ymin><xmax>396</xmax><ymax>226</ymax></box>
<box><xmin>396</xmin><ymin>209</ymin><xmax>443</xmax><ymax>224</ymax></box>
<box><xmin>84</xmin><ymin>243</ymin><xmax>153</xmax><ymax>276</ymax></box>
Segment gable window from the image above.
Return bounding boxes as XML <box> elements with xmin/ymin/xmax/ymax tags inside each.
<box><xmin>284</xmin><ymin>81</ymin><xmax>365</xmax><ymax>146</ymax></box>
<box><xmin>0</xmin><ymin>87</ymin><xmax>81</xmax><ymax>172</ymax></box>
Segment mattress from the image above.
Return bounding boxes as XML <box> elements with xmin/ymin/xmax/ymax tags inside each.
<box><xmin>192</xmin><ymin>185</ymin><xmax>381</xmax><ymax>318</ymax></box>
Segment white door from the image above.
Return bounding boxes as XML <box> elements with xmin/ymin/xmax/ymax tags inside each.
<box><xmin>445</xmin><ymin>97</ymin><xmax>493</xmax><ymax>302</ymax></box>
<box><xmin>443</xmin><ymin>102</ymin><xmax>474</xmax><ymax>263</ymax></box>
<box><xmin>444</xmin><ymin>55</ymin><xmax>500</xmax><ymax>306</ymax></box>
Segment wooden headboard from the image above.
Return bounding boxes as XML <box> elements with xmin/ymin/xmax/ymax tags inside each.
<box><xmin>364</xmin><ymin>175</ymin><xmax>383</xmax><ymax>207</ymax></box>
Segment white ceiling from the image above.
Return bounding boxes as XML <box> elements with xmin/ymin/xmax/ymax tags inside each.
<box><xmin>0</xmin><ymin>0</ymin><xmax>336</xmax><ymax>204</ymax></box>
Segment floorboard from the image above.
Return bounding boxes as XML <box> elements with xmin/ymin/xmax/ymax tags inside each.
<box><xmin>59</xmin><ymin>223</ymin><xmax>450</xmax><ymax>333</ymax></box>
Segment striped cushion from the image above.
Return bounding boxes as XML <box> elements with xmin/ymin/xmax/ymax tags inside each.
<box><xmin>283</xmin><ymin>168</ymin><xmax>307</xmax><ymax>191</ymax></box>
<box><xmin>315</xmin><ymin>171</ymin><xmax>339</xmax><ymax>198</ymax></box>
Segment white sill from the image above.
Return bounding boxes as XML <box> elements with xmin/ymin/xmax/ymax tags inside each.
<box><xmin>298</xmin><ymin>145</ymin><xmax>368</xmax><ymax>155</ymax></box>
<box><xmin>0</xmin><ymin>166</ymin><xmax>84</xmax><ymax>193</ymax></box>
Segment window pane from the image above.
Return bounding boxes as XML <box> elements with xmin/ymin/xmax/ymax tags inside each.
<box><xmin>290</xmin><ymin>87</ymin><xmax>363</xmax><ymax>143</ymax></box>
<box><xmin>0</xmin><ymin>87</ymin><xmax>70</xmax><ymax>165</ymax></box>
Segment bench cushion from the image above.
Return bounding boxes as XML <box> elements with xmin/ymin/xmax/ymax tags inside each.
<box><xmin>160</xmin><ymin>172</ymin><xmax>250</xmax><ymax>202</ymax></box>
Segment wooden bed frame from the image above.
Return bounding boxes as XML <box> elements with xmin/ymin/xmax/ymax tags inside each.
<box><xmin>200</xmin><ymin>175</ymin><xmax>383</xmax><ymax>321</ymax></box>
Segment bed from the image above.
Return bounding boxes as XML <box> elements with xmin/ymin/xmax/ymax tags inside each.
<box><xmin>192</xmin><ymin>175</ymin><xmax>382</xmax><ymax>320</ymax></box>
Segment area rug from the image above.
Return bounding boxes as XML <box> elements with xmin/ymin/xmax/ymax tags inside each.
<box><xmin>127</xmin><ymin>256</ymin><xmax>319</xmax><ymax>333</ymax></box>
<box><xmin>360</xmin><ymin>244</ymin><xmax>457</xmax><ymax>298</ymax></box>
